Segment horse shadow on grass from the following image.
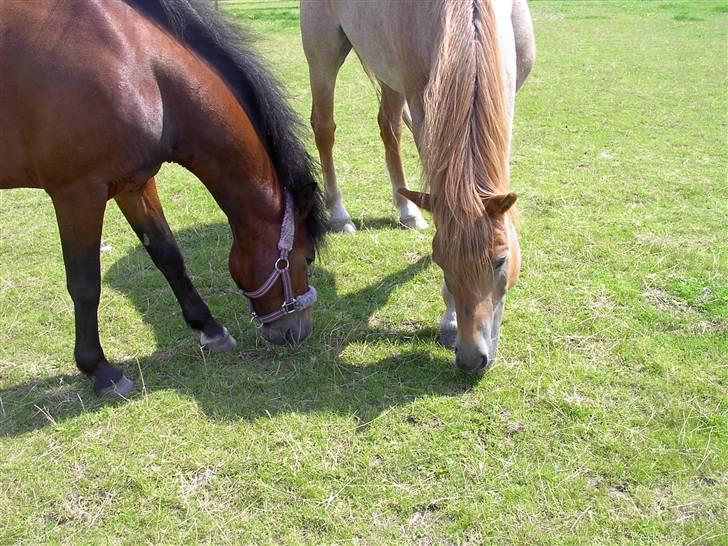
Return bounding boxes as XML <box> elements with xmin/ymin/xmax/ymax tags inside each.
<box><xmin>0</xmin><ymin>222</ymin><xmax>474</xmax><ymax>437</ymax></box>
<box><xmin>351</xmin><ymin>215</ymin><xmax>401</xmax><ymax>231</ymax></box>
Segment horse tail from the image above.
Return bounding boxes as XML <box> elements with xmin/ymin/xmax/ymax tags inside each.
<box><xmin>423</xmin><ymin>0</ymin><xmax>509</xmax><ymax>268</ymax></box>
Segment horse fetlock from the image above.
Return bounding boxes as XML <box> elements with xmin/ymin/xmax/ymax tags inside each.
<box><xmin>398</xmin><ymin>199</ymin><xmax>428</xmax><ymax>230</ymax></box>
<box><xmin>439</xmin><ymin>327</ymin><xmax>458</xmax><ymax>350</ymax></box>
<box><xmin>439</xmin><ymin>311</ymin><xmax>458</xmax><ymax>350</ymax></box>
<box><xmin>74</xmin><ymin>348</ymin><xmax>106</xmax><ymax>376</ymax></box>
<box><xmin>327</xmin><ymin>203</ymin><xmax>356</xmax><ymax>232</ymax></box>
<box><xmin>324</xmin><ymin>188</ymin><xmax>343</xmax><ymax>209</ymax></box>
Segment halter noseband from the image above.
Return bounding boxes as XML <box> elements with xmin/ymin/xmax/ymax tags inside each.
<box><xmin>239</xmin><ymin>191</ymin><xmax>317</xmax><ymax>326</ymax></box>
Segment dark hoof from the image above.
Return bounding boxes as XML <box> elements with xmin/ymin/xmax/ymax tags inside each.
<box><xmin>439</xmin><ymin>329</ymin><xmax>457</xmax><ymax>350</ymax></box>
<box><xmin>95</xmin><ymin>375</ymin><xmax>135</xmax><ymax>398</ymax></box>
<box><xmin>200</xmin><ymin>327</ymin><xmax>237</xmax><ymax>353</ymax></box>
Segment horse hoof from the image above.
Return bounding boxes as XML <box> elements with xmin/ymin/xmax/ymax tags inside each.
<box><xmin>328</xmin><ymin>218</ymin><xmax>356</xmax><ymax>233</ymax></box>
<box><xmin>95</xmin><ymin>375</ymin><xmax>135</xmax><ymax>398</ymax></box>
<box><xmin>439</xmin><ymin>329</ymin><xmax>457</xmax><ymax>350</ymax></box>
<box><xmin>400</xmin><ymin>215</ymin><xmax>429</xmax><ymax>230</ymax></box>
<box><xmin>200</xmin><ymin>327</ymin><xmax>237</xmax><ymax>353</ymax></box>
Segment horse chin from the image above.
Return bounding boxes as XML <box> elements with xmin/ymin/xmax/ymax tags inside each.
<box><xmin>260</xmin><ymin>309</ymin><xmax>313</xmax><ymax>346</ymax></box>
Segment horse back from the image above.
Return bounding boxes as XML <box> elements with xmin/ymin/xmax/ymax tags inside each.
<box><xmin>305</xmin><ymin>0</ymin><xmax>516</xmax><ymax>108</ymax></box>
<box><xmin>0</xmin><ymin>0</ymin><xmax>165</xmax><ymax>192</ymax></box>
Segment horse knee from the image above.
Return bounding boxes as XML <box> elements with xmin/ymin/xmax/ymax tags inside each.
<box><xmin>154</xmin><ymin>239</ymin><xmax>185</xmax><ymax>274</ymax></box>
<box><xmin>378</xmin><ymin>113</ymin><xmax>402</xmax><ymax>152</ymax></box>
<box><xmin>66</xmin><ymin>278</ymin><xmax>100</xmax><ymax>305</ymax></box>
<box><xmin>378</xmin><ymin>115</ymin><xmax>401</xmax><ymax>140</ymax></box>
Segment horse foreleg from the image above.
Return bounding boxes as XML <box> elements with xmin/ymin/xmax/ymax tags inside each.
<box><xmin>310</xmin><ymin>75</ymin><xmax>356</xmax><ymax>232</ymax></box>
<box><xmin>378</xmin><ymin>84</ymin><xmax>428</xmax><ymax>230</ymax></box>
<box><xmin>302</xmin><ymin>5</ymin><xmax>354</xmax><ymax>233</ymax></box>
<box><xmin>114</xmin><ymin>178</ymin><xmax>235</xmax><ymax>353</ymax></box>
<box><xmin>52</xmin><ymin>190</ymin><xmax>134</xmax><ymax>397</ymax></box>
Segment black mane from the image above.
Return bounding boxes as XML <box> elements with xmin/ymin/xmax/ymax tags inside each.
<box><xmin>124</xmin><ymin>0</ymin><xmax>326</xmax><ymax>243</ymax></box>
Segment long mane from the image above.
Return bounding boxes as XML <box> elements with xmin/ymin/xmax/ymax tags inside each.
<box><xmin>423</xmin><ymin>0</ymin><xmax>510</xmax><ymax>280</ymax></box>
<box><xmin>124</xmin><ymin>0</ymin><xmax>326</xmax><ymax>243</ymax></box>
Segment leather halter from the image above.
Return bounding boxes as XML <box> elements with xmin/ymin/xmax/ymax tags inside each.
<box><xmin>239</xmin><ymin>191</ymin><xmax>317</xmax><ymax>326</ymax></box>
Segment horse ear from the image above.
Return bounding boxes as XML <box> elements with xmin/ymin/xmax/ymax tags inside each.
<box><xmin>398</xmin><ymin>188</ymin><xmax>432</xmax><ymax>212</ymax></box>
<box><xmin>483</xmin><ymin>192</ymin><xmax>517</xmax><ymax>215</ymax></box>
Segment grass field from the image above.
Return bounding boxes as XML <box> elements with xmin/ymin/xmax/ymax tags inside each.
<box><xmin>1</xmin><ymin>1</ymin><xmax>726</xmax><ymax>543</ymax></box>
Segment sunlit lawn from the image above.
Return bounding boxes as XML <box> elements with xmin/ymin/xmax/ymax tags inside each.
<box><xmin>1</xmin><ymin>1</ymin><xmax>725</xmax><ymax>543</ymax></box>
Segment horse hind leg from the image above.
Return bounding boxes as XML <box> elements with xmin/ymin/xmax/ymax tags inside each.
<box><xmin>378</xmin><ymin>84</ymin><xmax>428</xmax><ymax>230</ymax></box>
<box><xmin>51</xmin><ymin>188</ymin><xmax>134</xmax><ymax>397</ymax></box>
<box><xmin>114</xmin><ymin>178</ymin><xmax>235</xmax><ymax>353</ymax></box>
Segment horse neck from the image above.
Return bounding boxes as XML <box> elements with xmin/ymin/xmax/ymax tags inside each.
<box><xmin>423</xmin><ymin>0</ymin><xmax>510</xmax><ymax>201</ymax></box>
<box><xmin>418</xmin><ymin>0</ymin><xmax>511</xmax><ymax>279</ymax></box>
<box><xmin>159</xmin><ymin>50</ymin><xmax>283</xmax><ymax>230</ymax></box>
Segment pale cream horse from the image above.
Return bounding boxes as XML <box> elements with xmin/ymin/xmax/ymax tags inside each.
<box><xmin>301</xmin><ymin>0</ymin><xmax>535</xmax><ymax>373</ymax></box>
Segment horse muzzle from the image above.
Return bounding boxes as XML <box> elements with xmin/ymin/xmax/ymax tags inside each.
<box><xmin>259</xmin><ymin>308</ymin><xmax>313</xmax><ymax>346</ymax></box>
<box><xmin>455</xmin><ymin>344</ymin><xmax>492</xmax><ymax>375</ymax></box>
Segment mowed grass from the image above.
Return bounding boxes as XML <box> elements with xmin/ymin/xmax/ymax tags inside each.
<box><xmin>1</xmin><ymin>1</ymin><xmax>726</xmax><ymax>543</ymax></box>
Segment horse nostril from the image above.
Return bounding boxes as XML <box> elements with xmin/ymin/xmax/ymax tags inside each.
<box><xmin>479</xmin><ymin>355</ymin><xmax>489</xmax><ymax>370</ymax></box>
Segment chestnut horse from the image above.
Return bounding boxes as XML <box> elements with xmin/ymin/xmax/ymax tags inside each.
<box><xmin>301</xmin><ymin>0</ymin><xmax>535</xmax><ymax>373</ymax></box>
<box><xmin>0</xmin><ymin>0</ymin><xmax>325</xmax><ymax>396</ymax></box>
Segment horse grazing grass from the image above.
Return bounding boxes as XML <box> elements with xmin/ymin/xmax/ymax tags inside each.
<box><xmin>301</xmin><ymin>0</ymin><xmax>536</xmax><ymax>373</ymax></box>
<box><xmin>0</xmin><ymin>0</ymin><xmax>324</xmax><ymax>395</ymax></box>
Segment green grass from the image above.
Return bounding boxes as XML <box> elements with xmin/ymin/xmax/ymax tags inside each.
<box><xmin>1</xmin><ymin>1</ymin><xmax>726</xmax><ymax>543</ymax></box>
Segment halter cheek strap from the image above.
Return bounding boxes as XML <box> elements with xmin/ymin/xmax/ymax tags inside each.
<box><xmin>239</xmin><ymin>191</ymin><xmax>317</xmax><ymax>326</ymax></box>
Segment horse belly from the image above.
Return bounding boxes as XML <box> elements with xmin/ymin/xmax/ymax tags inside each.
<box><xmin>334</xmin><ymin>0</ymin><xmax>439</xmax><ymax>96</ymax></box>
<box><xmin>0</xmin><ymin>124</ymin><xmax>33</xmax><ymax>189</ymax></box>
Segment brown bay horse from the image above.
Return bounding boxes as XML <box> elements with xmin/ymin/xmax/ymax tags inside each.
<box><xmin>0</xmin><ymin>0</ymin><xmax>325</xmax><ymax>396</ymax></box>
<box><xmin>301</xmin><ymin>0</ymin><xmax>535</xmax><ymax>373</ymax></box>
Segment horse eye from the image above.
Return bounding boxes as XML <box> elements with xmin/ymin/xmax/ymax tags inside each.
<box><xmin>493</xmin><ymin>256</ymin><xmax>507</xmax><ymax>269</ymax></box>
<box><xmin>305</xmin><ymin>256</ymin><xmax>314</xmax><ymax>266</ymax></box>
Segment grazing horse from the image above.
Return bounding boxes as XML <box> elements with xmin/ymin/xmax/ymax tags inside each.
<box><xmin>301</xmin><ymin>0</ymin><xmax>535</xmax><ymax>373</ymax></box>
<box><xmin>0</xmin><ymin>0</ymin><xmax>325</xmax><ymax>396</ymax></box>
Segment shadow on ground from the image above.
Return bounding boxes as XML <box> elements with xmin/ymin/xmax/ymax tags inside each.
<box><xmin>351</xmin><ymin>216</ymin><xmax>402</xmax><ymax>231</ymax></box>
<box><xmin>1</xmin><ymin>222</ymin><xmax>471</xmax><ymax>437</ymax></box>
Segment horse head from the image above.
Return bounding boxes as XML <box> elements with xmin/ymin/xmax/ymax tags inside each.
<box><xmin>400</xmin><ymin>189</ymin><xmax>520</xmax><ymax>374</ymax></box>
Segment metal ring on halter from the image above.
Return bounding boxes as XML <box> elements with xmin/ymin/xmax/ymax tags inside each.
<box><xmin>239</xmin><ymin>191</ymin><xmax>317</xmax><ymax>326</ymax></box>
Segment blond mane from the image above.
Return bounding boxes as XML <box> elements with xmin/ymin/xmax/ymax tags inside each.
<box><xmin>423</xmin><ymin>0</ymin><xmax>510</xmax><ymax>282</ymax></box>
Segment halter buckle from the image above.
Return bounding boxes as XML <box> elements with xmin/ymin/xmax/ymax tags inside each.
<box><xmin>282</xmin><ymin>298</ymin><xmax>297</xmax><ymax>314</ymax></box>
